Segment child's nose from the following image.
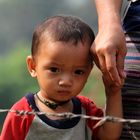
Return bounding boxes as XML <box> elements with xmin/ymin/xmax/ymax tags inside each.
<box><xmin>58</xmin><ymin>74</ymin><xmax>72</xmax><ymax>87</ymax></box>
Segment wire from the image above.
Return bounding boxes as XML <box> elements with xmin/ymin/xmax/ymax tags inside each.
<box><xmin>1</xmin><ymin>109</ymin><xmax>140</xmax><ymax>139</ymax></box>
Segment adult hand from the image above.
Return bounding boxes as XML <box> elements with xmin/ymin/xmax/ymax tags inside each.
<box><xmin>91</xmin><ymin>23</ymin><xmax>127</xmax><ymax>86</ymax></box>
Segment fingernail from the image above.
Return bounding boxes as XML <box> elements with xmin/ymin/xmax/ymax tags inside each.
<box><xmin>116</xmin><ymin>77</ymin><xmax>122</xmax><ymax>86</ymax></box>
<box><xmin>115</xmin><ymin>81</ymin><xmax>121</xmax><ymax>87</ymax></box>
<box><xmin>122</xmin><ymin>71</ymin><xmax>126</xmax><ymax>78</ymax></box>
<box><xmin>120</xmin><ymin>71</ymin><xmax>126</xmax><ymax>78</ymax></box>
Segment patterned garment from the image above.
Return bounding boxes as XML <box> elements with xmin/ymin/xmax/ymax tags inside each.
<box><xmin>121</xmin><ymin>1</ymin><xmax>140</xmax><ymax>139</ymax></box>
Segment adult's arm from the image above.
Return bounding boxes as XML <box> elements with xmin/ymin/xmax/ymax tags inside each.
<box><xmin>91</xmin><ymin>0</ymin><xmax>127</xmax><ymax>86</ymax></box>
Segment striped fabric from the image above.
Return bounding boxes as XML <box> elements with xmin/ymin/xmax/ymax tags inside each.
<box><xmin>121</xmin><ymin>1</ymin><xmax>140</xmax><ymax>139</ymax></box>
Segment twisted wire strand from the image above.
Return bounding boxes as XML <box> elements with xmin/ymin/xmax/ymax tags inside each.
<box><xmin>1</xmin><ymin>109</ymin><xmax>140</xmax><ymax>139</ymax></box>
<box><xmin>1</xmin><ymin>109</ymin><xmax>140</xmax><ymax>124</ymax></box>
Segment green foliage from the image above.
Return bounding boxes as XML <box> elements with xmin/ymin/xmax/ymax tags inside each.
<box><xmin>0</xmin><ymin>43</ymin><xmax>38</xmax><ymax>103</ymax></box>
<box><xmin>0</xmin><ymin>42</ymin><xmax>38</xmax><ymax>130</ymax></box>
<box><xmin>83</xmin><ymin>66</ymin><xmax>105</xmax><ymax>107</ymax></box>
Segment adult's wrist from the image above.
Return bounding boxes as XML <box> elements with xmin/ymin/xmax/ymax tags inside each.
<box><xmin>98</xmin><ymin>14</ymin><xmax>122</xmax><ymax>31</ymax></box>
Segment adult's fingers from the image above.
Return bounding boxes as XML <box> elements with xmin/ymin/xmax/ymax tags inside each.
<box><xmin>90</xmin><ymin>42</ymin><xmax>100</xmax><ymax>68</ymax></box>
<box><xmin>96</xmin><ymin>52</ymin><xmax>116</xmax><ymax>85</ymax></box>
<box><xmin>91</xmin><ymin>42</ymin><xmax>119</xmax><ymax>85</ymax></box>
<box><xmin>116</xmin><ymin>52</ymin><xmax>126</xmax><ymax>79</ymax></box>
<box><xmin>105</xmin><ymin>52</ymin><xmax>121</xmax><ymax>85</ymax></box>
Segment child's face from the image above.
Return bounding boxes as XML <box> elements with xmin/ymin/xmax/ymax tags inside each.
<box><xmin>27</xmin><ymin>40</ymin><xmax>92</xmax><ymax>102</ymax></box>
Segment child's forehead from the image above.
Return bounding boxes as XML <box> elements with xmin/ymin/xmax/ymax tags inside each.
<box><xmin>40</xmin><ymin>39</ymin><xmax>90</xmax><ymax>53</ymax></box>
<box><xmin>34</xmin><ymin>39</ymin><xmax>93</xmax><ymax>66</ymax></box>
<box><xmin>37</xmin><ymin>39</ymin><xmax>91</xmax><ymax>60</ymax></box>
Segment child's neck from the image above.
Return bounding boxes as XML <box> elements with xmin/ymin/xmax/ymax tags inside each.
<box><xmin>36</xmin><ymin>93</ymin><xmax>70</xmax><ymax>109</ymax></box>
<box><xmin>34</xmin><ymin>92</ymin><xmax>73</xmax><ymax>120</ymax></box>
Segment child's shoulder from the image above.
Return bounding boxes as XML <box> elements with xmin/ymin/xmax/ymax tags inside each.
<box><xmin>76</xmin><ymin>95</ymin><xmax>103</xmax><ymax>116</ymax></box>
<box><xmin>76</xmin><ymin>95</ymin><xmax>96</xmax><ymax>107</ymax></box>
<box><xmin>77</xmin><ymin>95</ymin><xmax>103</xmax><ymax>135</ymax></box>
<box><xmin>11</xmin><ymin>93</ymin><xmax>33</xmax><ymax>112</ymax></box>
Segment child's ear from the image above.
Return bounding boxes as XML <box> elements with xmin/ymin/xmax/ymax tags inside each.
<box><xmin>26</xmin><ymin>55</ymin><xmax>37</xmax><ymax>78</ymax></box>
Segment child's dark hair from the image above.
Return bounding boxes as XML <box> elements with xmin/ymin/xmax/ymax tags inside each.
<box><xmin>31</xmin><ymin>15</ymin><xmax>95</xmax><ymax>57</ymax></box>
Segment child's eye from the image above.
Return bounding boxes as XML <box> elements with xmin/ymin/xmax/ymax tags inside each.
<box><xmin>74</xmin><ymin>69</ymin><xmax>85</xmax><ymax>75</ymax></box>
<box><xmin>49</xmin><ymin>67</ymin><xmax>60</xmax><ymax>73</ymax></box>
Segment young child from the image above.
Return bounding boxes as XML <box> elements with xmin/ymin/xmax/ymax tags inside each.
<box><xmin>1</xmin><ymin>15</ymin><xmax>123</xmax><ymax>140</ymax></box>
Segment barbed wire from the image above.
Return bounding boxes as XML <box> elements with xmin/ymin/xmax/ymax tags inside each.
<box><xmin>1</xmin><ymin>109</ymin><xmax>140</xmax><ymax>124</ymax></box>
<box><xmin>0</xmin><ymin>109</ymin><xmax>140</xmax><ymax>140</ymax></box>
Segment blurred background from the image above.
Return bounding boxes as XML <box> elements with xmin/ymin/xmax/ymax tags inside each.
<box><xmin>0</xmin><ymin>0</ymin><xmax>127</xmax><ymax>132</ymax></box>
